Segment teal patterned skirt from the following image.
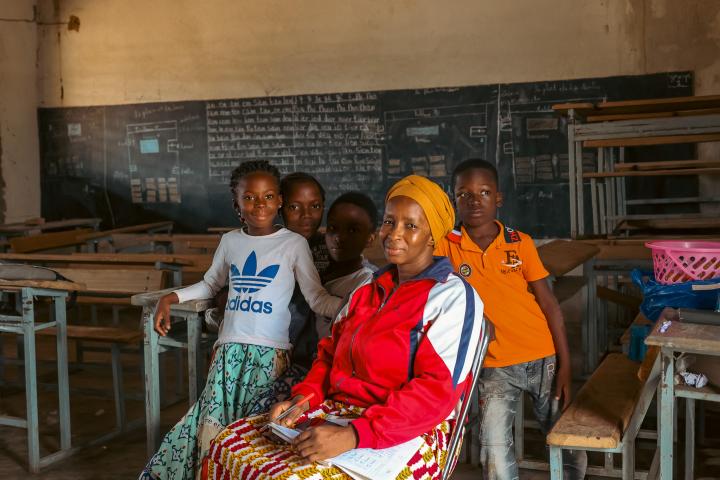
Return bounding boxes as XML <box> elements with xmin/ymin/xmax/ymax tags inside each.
<box><xmin>140</xmin><ymin>343</ymin><xmax>289</xmax><ymax>480</ymax></box>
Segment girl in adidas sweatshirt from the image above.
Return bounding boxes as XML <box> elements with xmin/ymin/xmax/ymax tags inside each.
<box><xmin>140</xmin><ymin>161</ymin><xmax>343</xmax><ymax>480</ymax></box>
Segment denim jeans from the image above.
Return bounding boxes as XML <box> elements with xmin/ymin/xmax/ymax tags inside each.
<box><xmin>478</xmin><ymin>355</ymin><xmax>587</xmax><ymax>480</ymax></box>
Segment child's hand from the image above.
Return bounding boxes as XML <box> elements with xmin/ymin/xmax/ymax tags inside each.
<box><xmin>154</xmin><ymin>293</ymin><xmax>177</xmax><ymax>336</ymax></box>
<box><xmin>555</xmin><ymin>363</ymin><xmax>572</xmax><ymax>410</ymax></box>
<box><xmin>292</xmin><ymin>425</ymin><xmax>357</xmax><ymax>463</ymax></box>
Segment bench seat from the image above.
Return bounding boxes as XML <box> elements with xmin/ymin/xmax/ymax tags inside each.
<box><xmin>547</xmin><ymin>353</ymin><xmax>642</xmax><ymax>450</ymax></box>
<box><xmin>37</xmin><ymin>325</ymin><xmax>141</xmax><ymax>344</ymax></box>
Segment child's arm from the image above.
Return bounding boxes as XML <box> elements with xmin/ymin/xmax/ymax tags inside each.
<box><xmin>294</xmin><ymin>240</ymin><xmax>343</xmax><ymax>318</ymax></box>
<box><xmin>154</xmin><ymin>236</ymin><xmax>229</xmax><ymax>336</ymax></box>
<box><xmin>529</xmin><ymin>278</ymin><xmax>572</xmax><ymax>408</ymax></box>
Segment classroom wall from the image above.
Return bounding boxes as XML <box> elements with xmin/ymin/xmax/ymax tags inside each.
<box><xmin>4</xmin><ymin>0</ymin><xmax>720</xmax><ymax>221</ymax></box>
<box><xmin>0</xmin><ymin>0</ymin><xmax>40</xmax><ymax>223</ymax></box>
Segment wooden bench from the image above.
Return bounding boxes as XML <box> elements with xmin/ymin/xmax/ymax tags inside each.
<box><xmin>547</xmin><ymin>353</ymin><xmax>660</xmax><ymax>479</ymax></box>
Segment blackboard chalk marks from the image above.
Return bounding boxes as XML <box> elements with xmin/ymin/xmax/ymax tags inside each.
<box><xmin>383</xmin><ymin>102</ymin><xmax>492</xmax><ymax>192</ymax></box>
<box><xmin>39</xmin><ymin>72</ymin><xmax>693</xmax><ymax>237</ymax></box>
<box><xmin>206</xmin><ymin>92</ymin><xmax>384</xmax><ymax>200</ymax></box>
<box><xmin>126</xmin><ymin>121</ymin><xmax>182</xmax><ymax>204</ymax></box>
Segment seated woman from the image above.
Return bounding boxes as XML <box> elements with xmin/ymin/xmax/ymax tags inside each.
<box><xmin>203</xmin><ymin>175</ymin><xmax>487</xmax><ymax>480</ymax></box>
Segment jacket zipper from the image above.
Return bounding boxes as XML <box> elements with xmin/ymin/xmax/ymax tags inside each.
<box><xmin>348</xmin><ymin>284</ymin><xmax>396</xmax><ymax>376</ymax></box>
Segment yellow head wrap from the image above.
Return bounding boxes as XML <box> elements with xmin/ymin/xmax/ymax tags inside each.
<box><xmin>385</xmin><ymin>175</ymin><xmax>455</xmax><ymax>243</ymax></box>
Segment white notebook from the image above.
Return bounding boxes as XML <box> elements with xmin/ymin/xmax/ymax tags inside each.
<box><xmin>266</xmin><ymin>420</ymin><xmax>423</xmax><ymax>480</ymax></box>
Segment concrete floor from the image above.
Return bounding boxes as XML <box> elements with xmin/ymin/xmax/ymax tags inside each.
<box><xmin>1</xmin><ymin>291</ymin><xmax>719</xmax><ymax>479</ymax></box>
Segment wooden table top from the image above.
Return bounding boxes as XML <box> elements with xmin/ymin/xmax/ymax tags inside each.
<box><xmin>0</xmin><ymin>279</ymin><xmax>87</xmax><ymax>292</ymax></box>
<box><xmin>537</xmin><ymin>240</ymin><xmax>600</xmax><ymax>277</ymax></box>
<box><xmin>77</xmin><ymin>221</ymin><xmax>174</xmax><ymax>241</ymax></box>
<box><xmin>646</xmin><ymin>315</ymin><xmax>720</xmax><ymax>355</ymax></box>
<box><xmin>0</xmin><ymin>252</ymin><xmax>194</xmax><ymax>266</ymax></box>
<box><xmin>131</xmin><ymin>288</ymin><xmax>213</xmax><ymax>312</ymax></box>
<box><xmin>0</xmin><ymin>218</ymin><xmax>101</xmax><ymax>235</ymax></box>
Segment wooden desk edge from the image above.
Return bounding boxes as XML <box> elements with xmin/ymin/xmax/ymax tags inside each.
<box><xmin>0</xmin><ymin>279</ymin><xmax>87</xmax><ymax>291</ymax></box>
<box><xmin>131</xmin><ymin>289</ymin><xmax>213</xmax><ymax>312</ymax></box>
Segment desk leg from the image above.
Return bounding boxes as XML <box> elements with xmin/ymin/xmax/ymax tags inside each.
<box><xmin>54</xmin><ymin>295</ymin><xmax>72</xmax><ymax>451</ymax></box>
<box><xmin>660</xmin><ymin>348</ymin><xmax>675</xmax><ymax>479</ymax></box>
<box><xmin>549</xmin><ymin>446</ymin><xmax>563</xmax><ymax>480</ymax></box>
<box><xmin>21</xmin><ymin>289</ymin><xmax>40</xmax><ymax>473</ymax></box>
<box><xmin>685</xmin><ymin>398</ymin><xmax>695</xmax><ymax>480</ymax></box>
<box><xmin>568</xmin><ymin>115</ymin><xmax>577</xmax><ymax>238</ymax></box>
<box><xmin>187</xmin><ymin>313</ymin><xmax>202</xmax><ymax>404</ymax></box>
<box><xmin>583</xmin><ymin>259</ymin><xmax>598</xmax><ymax>373</ymax></box>
<box><xmin>143</xmin><ymin>306</ymin><xmax>160</xmax><ymax>457</ymax></box>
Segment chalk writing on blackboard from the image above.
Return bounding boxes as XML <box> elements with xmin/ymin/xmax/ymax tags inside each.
<box><xmin>206</xmin><ymin>92</ymin><xmax>384</xmax><ymax>198</ymax></box>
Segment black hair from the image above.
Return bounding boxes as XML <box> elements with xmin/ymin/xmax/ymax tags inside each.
<box><xmin>280</xmin><ymin>172</ymin><xmax>326</xmax><ymax>203</ymax></box>
<box><xmin>452</xmin><ymin>158</ymin><xmax>499</xmax><ymax>188</ymax></box>
<box><xmin>229</xmin><ymin>160</ymin><xmax>281</xmax><ymax>196</ymax></box>
<box><xmin>328</xmin><ymin>191</ymin><xmax>378</xmax><ymax>228</ymax></box>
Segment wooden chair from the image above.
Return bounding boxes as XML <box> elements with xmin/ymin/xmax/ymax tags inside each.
<box><xmin>442</xmin><ymin>318</ymin><xmax>493</xmax><ymax>479</ymax></box>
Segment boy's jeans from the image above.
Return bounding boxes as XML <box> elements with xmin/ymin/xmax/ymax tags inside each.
<box><xmin>478</xmin><ymin>355</ymin><xmax>587</xmax><ymax>480</ymax></box>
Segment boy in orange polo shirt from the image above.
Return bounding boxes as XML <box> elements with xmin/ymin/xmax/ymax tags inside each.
<box><xmin>435</xmin><ymin>159</ymin><xmax>586</xmax><ymax>480</ymax></box>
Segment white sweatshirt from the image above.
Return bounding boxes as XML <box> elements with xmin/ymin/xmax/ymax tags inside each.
<box><xmin>174</xmin><ymin>228</ymin><xmax>343</xmax><ymax>350</ymax></box>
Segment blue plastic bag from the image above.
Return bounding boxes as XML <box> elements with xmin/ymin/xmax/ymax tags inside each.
<box><xmin>631</xmin><ymin>269</ymin><xmax>720</xmax><ymax>321</ymax></box>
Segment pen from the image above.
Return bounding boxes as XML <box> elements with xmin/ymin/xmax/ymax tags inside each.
<box><xmin>260</xmin><ymin>393</ymin><xmax>314</xmax><ymax>432</ymax></box>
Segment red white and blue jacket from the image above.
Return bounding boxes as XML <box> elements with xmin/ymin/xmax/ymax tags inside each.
<box><xmin>292</xmin><ymin>256</ymin><xmax>486</xmax><ymax>449</ymax></box>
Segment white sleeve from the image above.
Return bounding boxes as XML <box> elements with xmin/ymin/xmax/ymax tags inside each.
<box><xmin>175</xmin><ymin>235</ymin><xmax>229</xmax><ymax>303</ymax></box>
<box><xmin>294</xmin><ymin>239</ymin><xmax>343</xmax><ymax>318</ymax></box>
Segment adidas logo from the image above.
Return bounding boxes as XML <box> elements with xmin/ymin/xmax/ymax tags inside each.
<box><xmin>230</xmin><ymin>251</ymin><xmax>280</xmax><ymax>293</ymax></box>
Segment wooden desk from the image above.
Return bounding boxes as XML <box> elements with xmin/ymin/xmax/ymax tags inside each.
<box><xmin>8</xmin><ymin>228</ymin><xmax>94</xmax><ymax>253</ymax></box>
<box><xmin>538</xmin><ymin>240</ymin><xmax>601</xmax><ymax>373</ymax></box>
<box><xmin>645</xmin><ymin>313</ymin><xmax>720</xmax><ymax>480</ymax></box>
<box><xmin>538</xmin><ymin>239</ymin><xmax>599</xmax><ymax>278</ymax></box>
<box><xmin>78</xmin><ymin>221</ymin><xmax>174</xmax><ymax>251</ymax></box>
<box><xmin>553</xmin><ymin>95</ymin><xmax>720</xmax><ymax>237</ymax></box>
<box><xmin>0</xmin><ymin>280</ymin><xmax>84</xmax><ymax>472</ymax></box>
<box><xmin>0</xmin><ymin>252</ymin><xmax>193</xmax><ymax>286</ymax></box>
<box><xmin>131</xmin><ymin>289</ymin><xmax>214</xmax><ymax>456</ymax></box>
<box><xmin>0</xmin><ymin>218</ymin><xmax>101</xmax><ymax>239</ymax></box>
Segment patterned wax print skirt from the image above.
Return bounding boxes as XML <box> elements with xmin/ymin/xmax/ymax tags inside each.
<box><xmin>202</xmin><ymin>400</ymin><xmax>455</xmax><ymax>480</ymax></box>
<box><xmin>140</xmin><ymin>343</ymin><xmax>290</xmax><ymax>480</ymax></box>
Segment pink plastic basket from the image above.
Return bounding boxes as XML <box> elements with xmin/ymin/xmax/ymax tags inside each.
<box><xmin>645</xmin><ymin>241</ymin><xmax>720</xmax><ymax>285</ymax></box>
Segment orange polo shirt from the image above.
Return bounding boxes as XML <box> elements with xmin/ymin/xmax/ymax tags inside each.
<box><xmin>435</xmin><ymin>221</ymin><xmax>555</xmax><ymax>367</ymax></box>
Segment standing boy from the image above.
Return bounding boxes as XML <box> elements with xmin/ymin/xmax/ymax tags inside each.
<box><xmin>435</xmin><ymin>159</ymin><xmax>586</xmax><ymax>480</ymax></box>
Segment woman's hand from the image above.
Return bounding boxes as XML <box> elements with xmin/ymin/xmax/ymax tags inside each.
<box><xmin>154</xmin><ymin>293</ymin><xmax>178</xmax><ymax>336</ymax></box>
<box><xmin>268</xmin><ymin>396</ymin><xmax>309</xmax><ymax>427</ymax></box>
<box><xmin>292</xmin><ymin>425</ymin><xmax>358</xmax><ymax>463</ymax></box>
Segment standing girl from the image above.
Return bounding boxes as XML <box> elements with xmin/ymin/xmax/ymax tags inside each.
<box><xmin>140</xmin><ymin>161</ymin><xmax>342</xmax><ymax>480</ymax></box>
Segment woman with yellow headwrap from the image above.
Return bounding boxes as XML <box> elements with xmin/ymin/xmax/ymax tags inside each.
<box><xmin>202</xmin><ymin>175</ymin><xmax>487</xmax><ymax>480</ymax></box>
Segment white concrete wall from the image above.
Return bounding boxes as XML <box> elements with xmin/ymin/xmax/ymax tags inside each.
<box><xmin>36</xmin><ymin>0</ymin><xmax>720</xmax><ymax>107</ymax></box>
<box><xmin>0</xmin><ymin>0</ymin><xmax>40</xmax><ymax>223</ymax></box>
<box><xmin>2</xmin><ymin>0</ymin><xmax>719</xmax><ymax>220</ymax></box>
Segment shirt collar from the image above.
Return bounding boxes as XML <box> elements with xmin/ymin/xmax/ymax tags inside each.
<box><xmin>373</xmin><ymin>256</ymin><xmax>454</xmax><ymax>285</ymax></box>
<box><xmin>459</xmin><ymin>220</ymin><xmax>505</xmax><ymax>252</ymax></box>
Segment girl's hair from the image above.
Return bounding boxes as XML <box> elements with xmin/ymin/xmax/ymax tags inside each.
<box><xmin>229</xmin><ymin>160</ymin><xmax>281</xmax><ymax>196</ymax></box>
<box><xmin>280</xmin><ymin>172</ymin><xmax>326</xmax><ymax>202</ymax></box>
<box><xmin>328</xmin><ymin>191</ymin><xmax>379</xmax><ymax>228</ymax></box>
